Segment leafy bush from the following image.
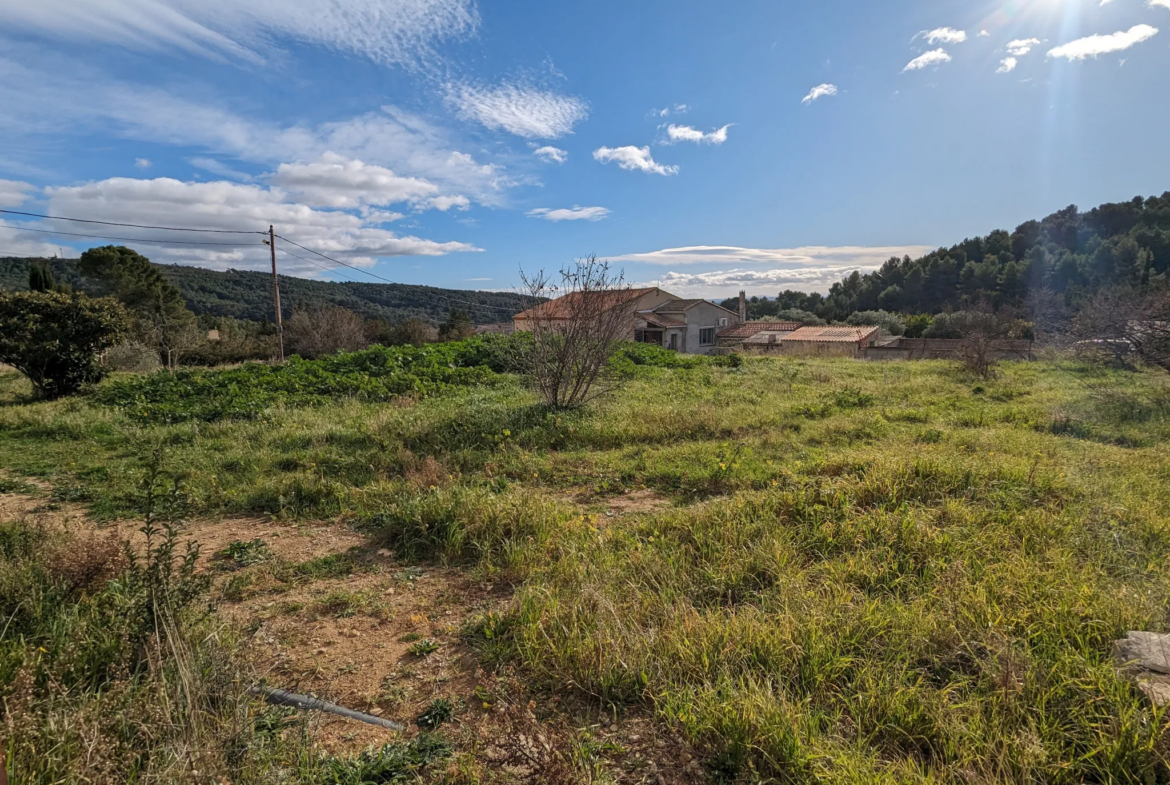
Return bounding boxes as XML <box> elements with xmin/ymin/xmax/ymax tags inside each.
<box><xmin>903</xmin><ymin>313</ymin><xmax>934</xmax><ymax>338</ymax></box>
<box><xmin>94</xmin><ymin>338</ymin><xmax>506</xmax><ymax>423</ymax></box>
<box><xmin>0</xmin><ymin>290</ymin><xmax>129</xmax><ymax>398</ymax></box>
<box><xmin>846</xmin><ymin>309</ymin><xmax>905</xmax><ymax>336</ymax></box>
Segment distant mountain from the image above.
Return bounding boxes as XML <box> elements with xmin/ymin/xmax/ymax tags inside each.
<box><xmin>0</xmin><ymin>258</ymin><xmax>530</xmax><ymax>325</ymax></box>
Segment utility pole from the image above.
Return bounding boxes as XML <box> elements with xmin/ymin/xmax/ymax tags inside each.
<box><xmin>268</xmin><ymin>225</ymin><xmax>285</xmax><ymax>362</ymax></box>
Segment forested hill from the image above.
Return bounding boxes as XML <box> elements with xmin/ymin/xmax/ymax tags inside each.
<box><xmin>797</xmin><ymin>192</ymin><xmax>1170</xmax><ymax>320</ymax></box>
<box><xmin>0</xmin><ymin>258</ymin><xmax>530</xmax><ymax>325</ymax></box>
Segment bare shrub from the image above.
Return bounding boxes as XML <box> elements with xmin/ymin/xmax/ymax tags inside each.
<box><xmin>948</xmin><ymin>310</ymin><xmax>1024</xmax><ymax>378</ymax></box>
<box><xmin>518</xmin><ymin>257</ymin><xmax>635</xmax><ymax>410</ymax></box>
<box><xmin>102</xmin><ymin>341</ymin><xmax>160</xmax><ymax>373</ymax></box>
<box><xmin>1073</xmin><ymin>286</ymin><xmax>1170</xmax><ymax>371</ymax></box>
<box><xmin>46</xmin><ymin>531</ymin><xmax>127</xmax><ymax>597</ymax></box>
<box><xmin>368</xmin><ymin>317</ymin><xmax>436</xmax><ymax>348</ymax></box>
<box><xmin>285</xmin><ymin>305</ymin><xmax>370</xmax><ymax>359</ymax></box>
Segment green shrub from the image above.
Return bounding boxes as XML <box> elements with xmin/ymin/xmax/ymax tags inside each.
<box><xmin>0</xmin><ymin>290</ymin><xmax>129</xmax><ymax>398</ymax></box>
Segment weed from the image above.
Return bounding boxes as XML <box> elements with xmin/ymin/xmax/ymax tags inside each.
<box><xmin>416</xmin><ymin>697</ymin><xmax>455</xmax><ymax>729</ymax></box>
<box><xmin>215</xmin><ymin>538</ymin><xmax>272</xmax><ymax>569</ymax></box>
<box><xmin>408</xmin><ymin>639</ymin><xmax>440</xmax><ymax>657</ymax></box>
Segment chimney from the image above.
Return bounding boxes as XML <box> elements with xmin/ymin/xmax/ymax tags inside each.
<box><xmin>738</xmin><ymin>290</ymin><xmax>746</xmax><ymax>324</ymax></box>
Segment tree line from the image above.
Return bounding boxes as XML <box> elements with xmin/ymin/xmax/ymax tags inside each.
<box><xmin>742</xmin><ymin>193</ymin><xmax>1170</xmax><ymax>322</ymax></box>
<box><xmin>0</xmin><ymin>255</ymin><xmax>529</xmax><ymax>326</ymax></box>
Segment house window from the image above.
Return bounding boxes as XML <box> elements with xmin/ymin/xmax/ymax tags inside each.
<box><xmin>700</xmin><ymin>327</ymin><xmax>716</xmax><ymax>346</ymax></box>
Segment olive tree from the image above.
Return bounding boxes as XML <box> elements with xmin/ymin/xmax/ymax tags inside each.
<box><xmin>0</xmin><ymin>291</ymin><xmax>130</xmax><ymax>398</ymax></box>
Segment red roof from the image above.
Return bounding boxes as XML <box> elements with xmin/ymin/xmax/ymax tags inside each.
<box><xmin>717</xmin><ymin>321</ymin><xmax>802</xmax><ymax>340</ymax></box>
<box><xmin>782</xmin><ymin>325</ymin><xmax>880</xmax><ymax>343</ymax></box>
<box><xmin>514</xmin><ymin>288</ymin><xmax>664</xmax><ymax>321</ymax></box>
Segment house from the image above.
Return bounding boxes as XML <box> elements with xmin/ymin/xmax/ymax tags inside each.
<box><xmin>512</xmin><ymin>287</ymin><xmax>679</xmax><ymax>334</ymax></box>
<box><xmin>635</xmin><ymin>299</ymin><xmax>742</xmax><ymax>355</ymax></box>
<box><xmin>512</xmin><ymin>286</ymin><xmax>742</xmax><ymax>355</ymax></box>
<box><xmin>717</xmin><ymin>321</ymin><xmax>802</xmax><ymax>348</ymax></box>
<box><xmin>752</xmin><ymin>325</ymin><xmax>881</xmax><ymax>357</ymax></box>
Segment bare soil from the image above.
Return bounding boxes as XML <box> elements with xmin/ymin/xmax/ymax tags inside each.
<box><xmin>0</xmin><ymin>485</ymin><xmax>707</xmax><ymax>783</ymax></box>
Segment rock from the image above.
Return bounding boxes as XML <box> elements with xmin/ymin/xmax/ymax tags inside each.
<box><xmin>1114</xmin><ymin>631</ymin><xmax>1170</xmax><ymax>675</ymax></box>
<box><xmin>1113</xmin><ymin>631</ymin><xmax>1170</xmax><ymax>706</ymax></box>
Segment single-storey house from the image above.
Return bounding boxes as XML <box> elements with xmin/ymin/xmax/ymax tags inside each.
<box><xmin>635</xmin><ymin>299</ymin><xmax>742</xmax><ymax>355</ymax></box>
<box><xmin>512</xmin><ymin>287</ymin><xmax>679</xmax><ymax>334</ymax></box>
<box><xmin>717</xmin><ymin>321</ymin><xmax>803</xmax><ymax>348</ymax></box>
<box><xmin>512</xmin><ymin>287</ymin><xmax>742</xmax><ymax>355</ymax></box>
<box><xmin>745</xmin><ymin>325</ymin><xmax>881</xmax><ymax>357</ymax></box>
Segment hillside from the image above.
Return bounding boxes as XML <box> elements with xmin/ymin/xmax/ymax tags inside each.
<box><xmin>766</xmin><ymin>192</ymin><xmax>1170</xmax><ymax>321</ymax></box>
<box><xmin>0</xmin><ymin>257</ymin><xmax>530</xmax><ymax>325</ymax></box>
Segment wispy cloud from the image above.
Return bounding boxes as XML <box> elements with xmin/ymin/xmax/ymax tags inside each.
<box><xmin>1006</xmin><ymin>38</ymin><xmax>1041</xmax><ymax>56</ymax></box>
<box><xmin>447</xmin><ymin>81</ymin><xmax>588</xmax><ymax>139</ymax></box>
<box><xmin>526</xmin><ymin>205</ymin><xmax>610</xmax><ymax>222</ymax></box>
<box><xmin>593</xmin><ymin>146</ymin><xmax>678</xmax><ymax>176</ymax></box>
<box><xmin>902</xmin><ymin>48</ymin><xmax>952</xmax><ymax>72</ymax></box>
<box><xmin>533</xmin><ymin>145</ymin><xmax>568</xmax><ymax>164</ymax></box>
<box><xmin>189</xmin><ymin>157</ymin><xmax>254</xmax><ymax>181</ymax></box>
<box><xmin>1048</xmin><ymin>25</ymin><xmax>1158</xmax><ymax>60</ymax></box>
<box><xmin>918</xmin><ymin>27</ymin><xmax>967</xmax><ymax>45</ymax></box>
<box><xmin>0</xmin><ymin>59</ymin><xmax>508</xmax><ymax>205</ymax></box>
<box><xmin>610</xmin><ymin>245</ymin><xmax>934</xmax><ymax>267</ymax></box>
<box><xmin>997</xmin><ymin>57</ymin><xmax>1018</xmax><ymax>73</ymax></box>
<box><xmin>801</xmin><ymin>83</ymin><xmax>838</xmax><ymax>105</ymax></box>
<box><xmin>0</xmin><ymin>0</ymin><xmax>479</xmax><ymax>68</ymax></box>
<box><xmin>665</xmin><ymin>124</ymin><xmax>730</xmax><ymax>145</ymax></box>
<box><xmin>1153</xmin><ymin>0</ymin><xmax>1170</xmax><ymax>10</ymax></box>
<box><xmin>134</xmin><ymin>158</ymin><xmax>152</xmax><ymax>169</ymax></box>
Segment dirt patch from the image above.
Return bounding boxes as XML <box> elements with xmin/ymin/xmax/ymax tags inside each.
<box><xmin>223</xmin><ymin>561</ymin><xmax>507</xmax><ymax>755</ymax></box>
<box><xmin>105</xmin><ymin>515</ymin><xmax>369</xmax><ymax>571</ymax></box>
<box><xmin>574</xmin><ymin>488</ymin><xmax>672</xmax><ymax>520</ymax></box>
<box><xmin>0</xmin><ymin>487</ymin><xmax>706</xmax><ymax>781</ymax></box>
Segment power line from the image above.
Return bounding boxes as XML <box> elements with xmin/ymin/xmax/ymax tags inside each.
<box><xmin>0</xmin><ymin>224</ymin><xmax>254</xmax><ymax>247</ymax></box>
<box><xmin>0</xmin><ymin>208</ymin><xmax>264</xmax><ymax>234</ymax></box>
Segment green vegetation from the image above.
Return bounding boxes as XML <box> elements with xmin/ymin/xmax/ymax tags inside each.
<box><xmin>721</xmin><ymin>192</ymin><xmax>1170</xmax><ymax>323</ymax></box>
<box><xmin>3</xmin><ymin>346</ymin><xmax>1170</xmax><ymax>782</ymax></box>
<box><xmin>0</xmin><ymin>289</ymin><xmax>130</xmax><ymax>398</ymax></box>
<box><xmin>0</xmin><ymin>255</ymin><xmax>531</xmax><ymax>325</ymax></box>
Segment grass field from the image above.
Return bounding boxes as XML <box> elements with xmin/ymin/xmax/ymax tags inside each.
<box><xmin>2</xmin><ymin>351</ymin><xmax>1170</xmax><ymax>783</ymax></box>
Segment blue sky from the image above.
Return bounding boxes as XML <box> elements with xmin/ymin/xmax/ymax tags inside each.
<box><xmin>1</xmin><ymin>0</ymin><xmax>1168</xmax><ymax>299</ymax></box>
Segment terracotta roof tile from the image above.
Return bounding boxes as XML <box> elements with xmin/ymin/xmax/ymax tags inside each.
<box><xmin>513</xmin><ymin>288</ymin><xmax>661</xmax><ymax>321</ymax></box>
<box><xmin>781</xmin><ymin>325</ymin><xmax>880</xmax><ymax>343</ymax></box>
<box><xmin>717</xmin><ymin>321</ymin><xmax>803</xmax><ymax>340</ymax></box>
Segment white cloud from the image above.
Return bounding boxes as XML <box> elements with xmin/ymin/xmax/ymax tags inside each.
<box><xmin>902</xmin><ymin>48</ymin><xmax>952</xmax><ymax>72</ymax></box>
<box><xmin>609</xmin><ymin>245</ymin><xmax>934</xmax><ymax>267</ymax></box>
<box><xmin>134</xmin><ymin>158</ymin><xmax>151</xmax><ymax>169</ymax></box>
<box><xmin>0</xmin><ymin>59</ymin><xmax>509</xmax><ymax>205</ymax></box>
<box><xmin>270</xmin><ymin>152</ymin><xmax>439</xmax><ymax>209</ymax></box>
<box><xmin>1048</xmin><ymin>25</ymin><xmax>1158</xmax><ymax>60</ymax></box>
<box><xmin>801</xmin><ymin>84</ymin><xmax>838</xmax><ymax>105</ymax></box>
<box><xmin>1153</xmin><ymin>0</ymin><xmax>1170</xmax><ymax>10</ymax></box>
<box><xmin>978</xmin><ymin>30</ymin><xmax>990</xmax><ymax>37</ymax></box>
<box><xmin>1006</xmin><ymin>38</ymin><xmax>1041</xmax><ymax>56</ymax></box>
<box><xmin>920</xmin><ymin>27</ymin><xmax>967</xmax><ymax>45</ymax></box>
<box><xmin>448</xmin><ymin>81</ymin><xmax>588</xmax><ymax>139</ymax></box>
<box><xmin>0</xmin><ymin>179</ymin><xmax>33</xmax><ymax>207</ymax></box>
<box><xmin>616</xmin><ymin>244</ymin><xmax>935</xmax><ymax>297</ymax></box>
<box><xmin>526</xmin><ymin>206</ymin><xmax>610</xmax><ymax>222</ymax></box>
<box><xmin>593</xmin><ymin>146</ymin><xmax>678</xmax><ymax>176</ymax></box>
<box><xmin>664</xmin><ymin>124</ymin><xmax>730</xmax><ymax>145</ymax></box>
<box><xmin>32</xmin><ymin>176</ymin><xmax>481</xmax><ymax>275</ymax></box>
<box><xmin>189</xmin><ymin>157</ymin><xmax>254</xmax><ymax>181</ymax></box>
<box><xmin>0</xmin><ymin>0</ymin><xmax>478</xmax><ymax>68</ymax></box>
<box><xmin>426</xmin><ymin>194</ymin><xmax>470</xmax><ymax>211</ymax></box>
<box><xmin>533</xmin><ymin>146</ymin><xmax>568</xmax><ymax>164</ymax></box>
<box><xmin>997</xmin><ymin>57</ymin><xmax>1018</xmax><ymax>73</ymax></box>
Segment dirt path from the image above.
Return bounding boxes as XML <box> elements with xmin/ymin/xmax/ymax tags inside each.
<box><xmin>0</xmin><ymin>485</ymin><xmax>707</xmax><ymax>783</ymax></box>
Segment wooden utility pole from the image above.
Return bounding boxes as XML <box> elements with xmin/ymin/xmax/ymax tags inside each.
<box><xmin>268</xmin><ymin>225</ymin><xmax>285</xmax><ymax>362</ymax></box>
